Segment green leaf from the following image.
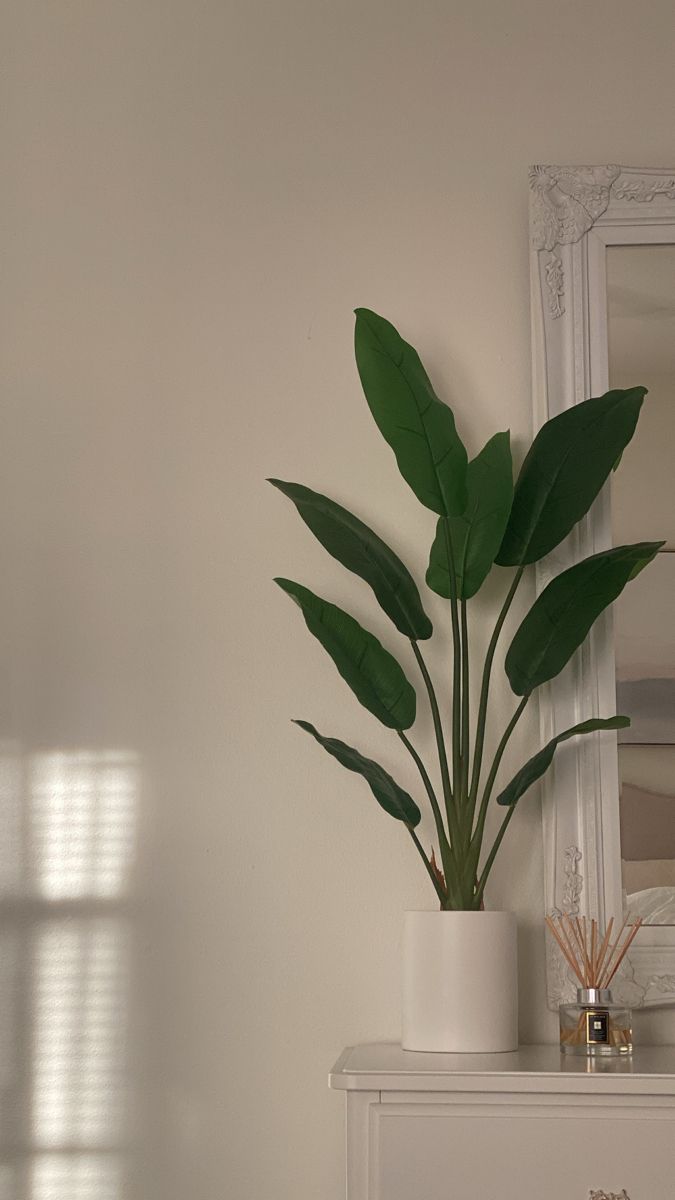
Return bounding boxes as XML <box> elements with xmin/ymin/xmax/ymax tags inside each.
<box><xmin>275</xmin><ymin>578</ymin><xmax>416</xmax><ymax>729</ymax></box>
<box><xmin>496</xmin><ymin>716</ymin><xmax>630</xmax><ymax>807</ymax></box>
<box><xmin>497</xmin><ymin>388</ymin><xmax>646</xmax><ymax>566</ymax></box>
<box><xmin>294</xmin><ymin>719</ymin><xmax>421</xmax><ymax>826</ymax></box>
<box><xmin>269</xmin><ymin>479</ymin><xmax>432</xmax><ymax>640</ymax></box>
<box><xmin>505</xmin><ymin>542</ymin><xmax>663</xmax><ymax>695</ymax></box>
<box><xmin>426</xmin><ymin>432</ymin><xmax>513</xmax><ymax>599</ymax></box>
<box><xmin>354</xmin><ymin>308</ymin><xmax>468</xmax><ymax>517</ymax></box>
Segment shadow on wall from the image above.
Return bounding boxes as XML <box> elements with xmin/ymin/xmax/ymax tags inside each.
<box><xmin>0</xmin><ymin>747</ymin><xmax>138</xmax><ymax>1200</ymax></box>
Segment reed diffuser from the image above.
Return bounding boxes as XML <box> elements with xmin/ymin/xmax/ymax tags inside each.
<box><xmin>545</xmin><ymin>915</ymin><xmax>642</xmax><ymax>1056</ymax></box>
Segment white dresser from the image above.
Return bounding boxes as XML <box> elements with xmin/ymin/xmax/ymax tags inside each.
<box><xmin>329</xmin><ymin>1042</ymin><xmax>675</xmax><ymax>1199</ymax></box>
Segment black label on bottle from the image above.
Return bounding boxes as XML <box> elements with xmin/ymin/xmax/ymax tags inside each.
<box><xmin>586</xmin><ymin>1009</ymin><xmax>610</xmax><ymax>1044</ymax></box>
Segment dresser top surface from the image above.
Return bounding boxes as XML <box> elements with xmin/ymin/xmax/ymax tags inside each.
<box><xmin>329</xmin><ymin>1042</ymin><xmax>675</xmax><ymax>1093</ymax></box>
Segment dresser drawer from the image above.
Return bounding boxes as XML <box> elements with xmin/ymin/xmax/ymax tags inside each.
<box><xmin>374</xmin><ymin>1100</ymin><xmax>673</xmax><ymax>1200</ymax></box>
<box><xmin>331</xmin><ymin>1044</ymin><xmax>675</xmax><ymax>1200</ymax></box>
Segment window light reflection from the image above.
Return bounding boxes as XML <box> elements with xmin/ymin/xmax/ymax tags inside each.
<box><xmin>0</xmin><ymin>748</ymin><xmax>139</xmax><ymax>1199</ymax></box>
<box><xmin>31</xmin><ymin>1153</ymin><xmax>123</xmax><ymax>1200</ymax></box>
<box><xmin>29</xmin><ymin>752</ymin><xmax>137</xmax><ymax>899</ymax></box>
<box><xmin>32</xmin><ymin>920</ymin><xmax>130</xmax><ymax>1148</ymax></box>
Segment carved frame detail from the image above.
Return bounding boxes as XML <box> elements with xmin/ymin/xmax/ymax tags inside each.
<box><xmin>547</xmin><ymin>846</ymin><xmax>584</xmax><ymax>1006</ymax></box>
<box><xmin>530</xmin><ymin>165</ymin><xmax>675</xmax><ymax>1009</ymax></box>
<box><xmin>530</xmin><ymin>164</ymin><xmax>675</xmax><ymax>317</ymax></box>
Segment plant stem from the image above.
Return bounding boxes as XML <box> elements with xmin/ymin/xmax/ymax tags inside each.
<box><xmin>410</xmin><ymin>640</ymin><xmax>461</xmax><ymax>849</ymax></box>
<box><xmin>441</xmin><ymin>520</ymin><xmax>462</xmax><ymax>802</ymax></box>
<box><xmin>468</xmin><ymin>565</ymin><xmax>524</xmax><ymax>823</ymax></box>
<box><xmin>408</xmin><ymin>827</ymin><xmax>447</xmax><ymax>907</ymax></box>
<box><xmin>473</xmin><ymin>804</ymin><xmax>516</xmax><ymax>909</ymax></box>
<box><xmin>466</xmin><ymin>693</ymin><xmax>530</xmax><ymax>895</ymax></box>
<box><xmin>398</xmin><ymin>730</ymin><xmax>454</xmax><ymax>881</ymax></box>
<box><xmin>460</xmin><ymin>598</ymin><xmax>470</xmax><ymax>818</ymax></box>
<box><xmin>477</xmin><ymin>694</ymin><xmax>530</xmax><ymax>828</ymax></box>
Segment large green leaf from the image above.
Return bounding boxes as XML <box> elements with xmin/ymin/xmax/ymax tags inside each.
<box><xmin>354</xmin><ymin>308</ymin><xmax>468</xmax><ymax>517</ymax></box>
<box><xmin>275</xmin><ymin>578</ymin><xmax>416</xmax><ymax>729</ymax></box>
<box><xmin>426</xmin><ymin>432</ymin><xmax>513</xmax><ymax>599</ymax></box>
<box><xmin>505</xmin><ymin>542</ymin><xmax>663</xmax><ymax>695</ymax></box>
<box><xmin>497</xmin><ymin>388</ymin><xmax>646</xmax><ymax>566</ymax></box>
<box><xmin>269</xmin><ymin>479</ymin><xmax>432</xmax><ymax>640</ymax></box>
<box><xmin>496</xmin><ymin>716</ymin><xmax>630</xmax><ymax>807</ymax></box>
<box><xmin>294</xmin><ymin>719</ymin><xmax>421</xmax><ymax>826</ymax></box>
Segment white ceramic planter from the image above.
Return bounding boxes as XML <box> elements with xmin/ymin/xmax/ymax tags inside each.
<box><xmin>402</xmin><ymin>910</ymin><xmax>518</xmax><ymax>1053</ymax></box>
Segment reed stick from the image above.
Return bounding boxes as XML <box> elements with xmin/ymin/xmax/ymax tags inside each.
<box><xmin>580</xmin><ymin>917</ymin><xmax>592</xmax><ymax>986</ymax></box>
<box><xmin>545</xmin><ymin>916</ymin><xmax>583</xmax><ymax>978</ymax></box>
<box><xmin>594</xmin><ymin>916</ymin><xmax>614</xmax><ymax>985</ymax></box>
<box><xmin>560</xmin><ymin>916</ymin><xmax>584</xmax><ymax>976</ymax></box>
<box><xmin>603</xmin><ymin>919</ymin><xmax>643</xmax><ymax>987</ymax></box>
<box><xmin>545</xmin><ymin>913</ymin><xmax>642</xmax><ymax>991</ymax></box>
<box><xmin>597</xmin><ymin>916</ymin><xmax>630</xmax><ymax>989</ymax></box>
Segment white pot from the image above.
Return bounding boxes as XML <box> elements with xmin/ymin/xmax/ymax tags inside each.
<box><xmin>402</xmin><ymin>910</ymin><xmax>518</xmax><ymax>1053</ymax></box>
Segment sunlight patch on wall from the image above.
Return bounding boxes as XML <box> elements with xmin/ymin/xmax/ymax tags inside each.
<box><xmin>0</xmin><ymin>748</ymin><xmax>140</xmax><ymax>1196</ymax></box>
<box><xmin>31</xmin><ymin>920</ymin><xmax>131</xmax><ymax>1148</ymax></box>
<box><xmin>30</xmin><ymin>1153</ymin><xmax>123</xmax><ymax>1200</ymax></box>
<box><xmin>29</xmin><ymin>752</ymin><xmax>137</xmax><ymax>899</ymax></box>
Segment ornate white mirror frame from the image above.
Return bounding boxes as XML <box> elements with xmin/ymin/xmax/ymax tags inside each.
<box><xmin>529</xmin><ymin>164</ymin><xmax>675</xmax><ymax>1009</ymax></box>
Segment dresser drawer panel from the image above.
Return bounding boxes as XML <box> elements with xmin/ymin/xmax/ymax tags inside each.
<box><xmin>373</xmin><ymin>1104</ymin><xmax>674</xmax><ymax>1200</ymax></box>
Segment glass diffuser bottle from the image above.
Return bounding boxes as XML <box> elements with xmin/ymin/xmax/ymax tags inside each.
<box><xmin>559</xmin><ymin>987</ymin><xmax>632</xmax><ymax>1056</ymax></box>
<box><xmin>546</xmin><ymin>914</ymin><xmax>641</xmax><ymax>1059</ymax></box>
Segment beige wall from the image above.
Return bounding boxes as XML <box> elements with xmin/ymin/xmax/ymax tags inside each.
<box><xmin>4</xmin><ymin>2</ymin><xmax>675</xmax><ymax>1198</ymax></box>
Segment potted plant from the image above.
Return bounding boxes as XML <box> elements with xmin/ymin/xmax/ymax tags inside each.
<box><xmin>270</xmin><ymin>309</ymin><xmax>660</xmax><ymax>1052</ymax></box>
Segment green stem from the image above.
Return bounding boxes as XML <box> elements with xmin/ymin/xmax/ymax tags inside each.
<box><xmin>460</xmin><ymin>598</ymin><xmax>470</xmax><ymax>813</ymax></box>
<box><xmin>410</xmin><ymin>640</ymin><xmax>460</xmax><ymax>850</ymax></box>
<box><xmin>393</xmin><ymin>724</ymin><xmax>451</xmax><ymax>888</ymax></box>
<box><xmin>466</xmin><ymin>694</ymin><xmax>530</xmax><ymax>897</ymax></box>
<box><xmin>408</xmin><ymin>827</ymin><xmax>447</xmax><ymax>907</ymax></box>
<box><xmin>396</xmin><ymin>724</ymin><xmax>449</xmax><ymax>840</ymax></box>
<box><xmin>468</xmin><ymin>565</ymin><xmax>524</xmax><ymax>824</ymax></box>
<box><xmin>474</xmin><ymin>805</ymin><xmax>517</xmax><ymax>909</ymax></box>
<box><xmin>441</xmin><ymin>520</ymin><xmax>462</xmax><ymax>801</ymax></box>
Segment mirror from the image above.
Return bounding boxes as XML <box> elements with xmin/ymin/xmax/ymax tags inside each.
<box><xmin>608</xmin><ymin>245</ymin><xmax>675</xmax><ymax>924</ymax></box>
<box><xmin>529</xmin><ymin>164</ymin><xmax>675</xmax><ymax>1006</ymax></box>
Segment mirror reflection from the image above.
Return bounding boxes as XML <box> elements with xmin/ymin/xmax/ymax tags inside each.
<box><xmin>609</xmin><ymin>244</ymin><xmax>675</xmax><ymax>923</ymax></box>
